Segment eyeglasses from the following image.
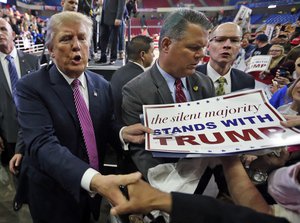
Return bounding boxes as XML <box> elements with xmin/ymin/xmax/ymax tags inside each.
<box><xmin>269</xmin><ymin>49</ymin><xmax>282</xmax><ymax>52</ymax></box>
<box><xmin>297</xmin><ymin>63</ymin><xmax>300</xmax><ymax>67</ymax></box>
<box><xmin>209</xmin><ymin>36</ymin><xmax>242</xmax><ymax>45</ymax></box>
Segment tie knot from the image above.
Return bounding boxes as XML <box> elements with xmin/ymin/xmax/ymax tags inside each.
<box><xmin>72</xmin><ymin>79</ymin><xmax>81</xmax><ymax>88</ymax></box>
<box><xmin>5</xmin><ymin>55</ymin><xmax>13</xmax><ymax>62</ymax></box>
<box><xmin>175</xmin><ymin>78</ymin><xmax>183</xmax><ymax>87</ymax></box>
<box><xmin>217</xmin><ymin>77</ymin><xmax>227</xmax><ymax>84</ymax></box>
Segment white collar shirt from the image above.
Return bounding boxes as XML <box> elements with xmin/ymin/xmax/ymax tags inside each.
<box><xmin>156</xmin><ymin>61</ymin><xmax>191</xmax><ymax>102</ymax></box>
<box><xmin>207</xmin><ymin>62</ymin><xmax>232</xmax><ymax>94</ymax></box>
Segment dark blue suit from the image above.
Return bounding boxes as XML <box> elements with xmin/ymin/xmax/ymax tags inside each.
<box><xmin>15</xmin><ymin>65</ymin><xmax>121</xmax><ymax>223</ymax></box>
<box><xmin>196</xmin><ymin>64</ymin><xmax>255</xmax><ymax>92</ymax></box>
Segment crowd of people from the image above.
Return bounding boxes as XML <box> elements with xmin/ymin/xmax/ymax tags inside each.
<box><xmin>0</xmin><ymin>2</ymin><xmax>300</xmax><ymax>223</ymax></box>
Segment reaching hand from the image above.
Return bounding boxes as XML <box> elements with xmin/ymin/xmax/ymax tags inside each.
<box><xmin>111</xmin><ymin>179</ymin><xmax>172</xmax><ymax>216</ymax></box>
<box><xmin>90</xmin><ymin>172</ymin><xmax>142</xmax><ymax>207</ymax></box>
<box><xmin>281</xmin><ymin>115</ymin><xmax>300</xmax><ymax>128</ymax></box>
<box><xmin>122</xmin><ymin>123</ymin><xmax>152</xmax><ymax>144</ymax></box>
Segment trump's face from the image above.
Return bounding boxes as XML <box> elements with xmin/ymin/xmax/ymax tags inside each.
<box><xmin>49</xmin><ymin>22</ymin><xmax>89</xmax><ymax>78</ymax></box>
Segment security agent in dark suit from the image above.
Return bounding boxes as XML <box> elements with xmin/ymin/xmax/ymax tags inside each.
<box><xmin>0</xmin><ymin>18</ymin><xmax>40</xmax><ymax>168</ymax></box>
<box><xmin>196</xmin><ymin>22</ymin><xmax>255</xmax><ymax>93</ymax></box>
<box><xmin>121</xmin><ymin>9</ymin><xmax>215</xmax><ymax>180</ymax></box>
<box><xmin>15</xmin><ymin>11</ymin><xmax>149</xmax><ymax>223</ymax></box>
<box><xmin>111</xmin><ymin>35</ymin><xmax>154</xmax><ymax>174</ymax></box>
<box><xmin>111</xmin><ymin>35</ymin><xmax>155</xmax><ymax>122</ymax></box>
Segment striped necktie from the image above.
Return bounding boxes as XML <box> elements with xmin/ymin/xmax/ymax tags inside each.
<box><xmin>5</xmin><ymin>55</ymin><xmax>19</xmax><ymax>96</ymax></box>
<box><xmin>175</xmin><ymin>79</ymin><xmax>187</xmax><ymax>103</ymax></box>
<box><xmin>72</xmin><ymin>79</ymin><xmax>99</xmax><ymax>170</ymax></box>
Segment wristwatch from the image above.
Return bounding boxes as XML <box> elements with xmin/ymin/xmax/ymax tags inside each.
<box><xmin>250</xmin><ymin>169</ymin><xmax>268</xmax><ymax>185</ymax></box>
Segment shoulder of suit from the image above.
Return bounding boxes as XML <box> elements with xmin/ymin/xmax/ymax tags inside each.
<box><xmin>123</xmin><ymin>68</ymin><xmax>150</xmax><ymax>88</ymax></box>
<box><xmin>231</xmin><ymin>68</ymin><xmax>254</xmax><ymax>80</ymax></box>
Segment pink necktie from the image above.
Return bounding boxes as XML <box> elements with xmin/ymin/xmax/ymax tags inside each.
<box><xmin>72</xmin><ymin>79</ymin><xmax>99</xmax><ymax>170</ymax></box>
<box><xmin>175</xmin><ymin>79</ymin><xmax>187</xmax><ymax>103</ymax></box>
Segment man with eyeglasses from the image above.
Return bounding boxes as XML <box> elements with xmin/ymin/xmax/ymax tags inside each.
<box><xmin>196</xmin><ymin>22</ymin><xmax>255</xmax><ymax>200</ymax></box>
<box><xmin>196</xmin><ymin>22</ymin><xmax>255</xmax><ymax>95</ymax></box>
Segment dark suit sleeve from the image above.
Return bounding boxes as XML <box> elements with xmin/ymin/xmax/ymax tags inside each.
<box><xmin>122</xmin><ymin>79</ymin><xmax>166</xmax><ymax>179</ymax></box>
<box><xmin>170</xmin><ymin>192</ymin><xmax>289</xmax><ymax>223</ymax></box>
<box><xmin>14</xmin><ymin>128</ymin><xmax>25</xmax><ymax>154</ymax></box>
<box><xmin>16</xmin><ymin>75</ymin><xmax>89</xmax><ymax>201</ymax></box>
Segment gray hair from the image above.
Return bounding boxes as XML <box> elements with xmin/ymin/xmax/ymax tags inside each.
<box><xmin>159</xmin><ymin>9</ymin><xmax>212</xmax><ymax>48</ymax></box>
<box><xmin>45</xmin><ymin>11</ymin><xmax>93</xmax><ymax>50</ymax></box>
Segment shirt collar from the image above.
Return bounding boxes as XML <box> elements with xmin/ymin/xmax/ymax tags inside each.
<box><xmin>156</xmin><ymin>61</ymin><xmax>188</xmax><ymax>89</ymax></box>
<box><xmin>56</xmin><ymin>66</ymin><xmax>86</xmax><ymax>89</ymax></box>
<box><xmin>207</xmin><ymin>62</ymin><xmax>231</xmax><ymax>83</ymax></box>
<box><xmin>0</xmin><ymin>47</ymin><xmax>17</xmax><ymax>60</ymax></box>
<box><xmin>129</xmin><ymin>60</ymin><xmax>145</xmax><ymax>71</ymax></box>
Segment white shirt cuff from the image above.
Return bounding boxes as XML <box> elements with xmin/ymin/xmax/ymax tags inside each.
<box><xmin>119</xmin><ymin>126</ymin><xmax>129</xmax><ymax>151</ymax></box>
<box><xmin>81</xmin><ymin>168</ymin><xmax>99</xmax><ymax>195</ymax></box>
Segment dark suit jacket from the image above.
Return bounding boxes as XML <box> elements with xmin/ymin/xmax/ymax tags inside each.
<box><xmin>15</xmin><ymin>65</ymin><xmax>122</xmax><ymax>222</ymax></box>
<box><xmin>196</xmin><ymin>64</ymin><xmax>255</xmax><ymax>92</ymax></box>
<box><xmin>111</xmin><ymin>61</ymin><xmax>144</xmax><ymax>122</ymax></box>
<box><xmin>0</xmin><ymin>50</ymin><xmax>39</xmax><ymax>144</ymax></box>
<box><xmin>122</xmin><ymin>64</ymin><xmax>215</xmax><ymax>179</ymax></box>
<box><xmin>171</xmin><ymin>192</ymin><xmax>289</xmax><ymax>223</ymax></box>
<box><xmin>101</xmin><ymin>0</ymin><xmax>125</xmax><ymax>26</ymax></box>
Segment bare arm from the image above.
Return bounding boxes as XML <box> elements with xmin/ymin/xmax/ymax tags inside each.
<box><xmin>221</xmin><ymin>156</ymin><xmax>272</xmax><ymax>215</ymax></box>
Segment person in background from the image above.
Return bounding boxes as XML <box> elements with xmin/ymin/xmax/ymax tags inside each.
<box><xmin>61</xmin><ymin>0</ymin><xmax>79</xmax><ymax>12</ymax></box>
<box><xmin>111</xmin><ymin>35</ymin><xmax>154</xmax><ymax>122</ymax></box>
<box><xmin>196</xmin><ymin>22</ymin><xmax>255</xmax><ymax>95</ymax></box>
<box><xmin>15</xmin><ymin>11</ymin><xmax>150</xmax><ymax>223</ymax></box>
<box><xmin>269</xmin><ymin>56</ymin><xmax>300</xmax><ymax>109</ymax></box>
<box><xmin>252</xmin><ymin>44</ymin><xmax>286</xmax><ymax>86</ymax></box>
<box><xmin>96</xmin><ymin>0</ymin><xmax>125</xmax><ymax>65</ymax></box>
<box><xmin>252</xmin><ymin>34</ymin><xmax>272</xmax><ymax>56</ymax></box>
<box><xmin>0</xmin><ymin>18</ymin><xmax>40</xmax><ymax>174</ymax></box>
<box><xmin>110</xmin><ymin>35</ymin><xmax>154</xmax><ymax>174</ymax></box>
<box><xmin>241</xmin><ymin>37</ymin><xmax>255</xmax><ymax>60</ymax></box>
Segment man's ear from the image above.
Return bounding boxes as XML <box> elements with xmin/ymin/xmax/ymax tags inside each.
<box><xmin>140</xmin><ymin>51</ymin><xmax>145</xmax><ymax>60</ymax></box>
<box><xmin>160</xmin><ymin>37</ymin><xmax>172</xmax><ymax>53</ymax></box>
<box><xmin>12</xmin><ymin>31</ymin><xmax>16</xmax><ymax>40</ymax></box>
<box><xmin>48</xmin><ymin>48</ymin><xmax>55</xmax><ymax>58</ymax></box>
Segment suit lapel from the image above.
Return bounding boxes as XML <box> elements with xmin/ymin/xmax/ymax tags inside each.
<box><xmin>85</xmin><ymin>71</ymin><xmax>101</xmax><ymax>126</ymax></box>
<box><xmin>150</xmin><ymin>64</ymin><xmax>174</xmax><ymax>104</ymax></box>
<box><xmin>49</xmin><ymin>65</ymin><xmax>78</xmax><ymax>123</ymax></box>
<box><xmin>187</xmin><ymin>74</ymin><xmax>204</xmax><ymax>101</ymax></box>
<box><xmin>230</xmin><ymin>70</ymin><xmax>239</xmax><ymax>92</ymax></box>
<box><xmin>17</xmin><ymin>50</ymin><xmax>31</xmax><ymax>77</ymax></box>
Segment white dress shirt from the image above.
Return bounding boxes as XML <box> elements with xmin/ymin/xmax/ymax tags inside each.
<box><xmin>156</xmin><ymin>61</ymin><xmax>191</xmax><ymax>102</ymax></box>
<box><xmin>207</xmin><ymin>62</ymin><xmax>232</xmax><ymax>94</ymax></box>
